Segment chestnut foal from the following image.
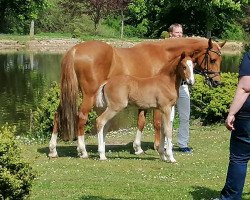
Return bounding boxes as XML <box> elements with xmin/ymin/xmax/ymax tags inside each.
<box><xmin>95</xmin><ymin>53</ymin><xmax>195</xmax><ymax>162</ymax></box>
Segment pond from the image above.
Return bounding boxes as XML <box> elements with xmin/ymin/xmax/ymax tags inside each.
<box><xmin>0</xmin><ymin>51</ymin><xmax>243</xmax><ymax>135</ymax></box>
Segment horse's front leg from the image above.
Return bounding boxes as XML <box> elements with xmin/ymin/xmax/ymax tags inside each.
<box><xmin>49</xmin><ymin>111</ymin><xmax>59</xmax><ymax>158</ymax></box>
<box><xmin>158</xmin><ymin>108</ymin><xmax>176</xmax><ymax>163</ymax></box>
<box><xmin>77</xmin><ymin>96</ymin><xmax>94</xmax><ymax>158</ymax></box>
<box><xmin>133</xmin><ymin>109</ymin><xmax>146</xmax><ymax>155</ymax></box>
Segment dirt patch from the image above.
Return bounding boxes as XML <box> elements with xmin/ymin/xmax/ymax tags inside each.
<box><xmin>0</xmin><ymin>38</ymin><xmax>243</xmax><ymax>54</ymax></box>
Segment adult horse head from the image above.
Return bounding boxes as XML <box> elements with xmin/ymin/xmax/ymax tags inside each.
<box><xmin>191</xmin><ymin>38</ymin><xmax>226</xmax><ymax>87</ymax></box>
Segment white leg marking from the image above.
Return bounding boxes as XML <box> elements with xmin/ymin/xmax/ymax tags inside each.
<box><xmin>165</xmin><ymin>138</ymin><xmax>176</xmax><ymax>163</ymax></box>
<box><xmin>133</xmin><ymin>129</ymin><xmax>144</xmax><ymax>155</ymax></box>
<box><xmin>98</xmin><ymin>125</ymin><xmax>107</xmax><ymax>160</ymax></box>
<box><xmin>49</xmin><ymin>133</ymin><xmax>58</xmax><ymax>158</ymax></box>
<box><xmin>77</xmin><ymin>135</ymin><xmax>88</xmax><ymax>158</ymax></box>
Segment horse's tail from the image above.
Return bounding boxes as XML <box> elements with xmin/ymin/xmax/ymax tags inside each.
<box><xmin>58</xmin><ymin>48</ymin><xmax>78</xmax><ymax>141</ymax></box>
<box><xmin>96</xmin><ymin>81</ymin><xmax>107</xmax><ymax>108</ymax></box>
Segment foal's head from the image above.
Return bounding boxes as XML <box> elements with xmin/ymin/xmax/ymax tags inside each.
<box><xmin>178</xmin><ymin>52</ymin><xmax>195</xmax><ymax>86</ymax></box>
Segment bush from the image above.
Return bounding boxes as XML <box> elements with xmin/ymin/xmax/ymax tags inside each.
<box><xmin>221</xmin><ymin>22</ymin><xmax>245</xmax><ymax>40</ymax></box>
<box><xmin>191</xmin><ymin>73</ymin><xmax>238</xmax><ymax>124</ymax></box>
<box><xmin>0</xmin><ymin>124</ymin><xmax>36</xmax><ymax>200</ymax></box>
<box><xmin>32</xmin><ymin>82</ymin><xmax>98</xmax><ymax>141</ymax></box>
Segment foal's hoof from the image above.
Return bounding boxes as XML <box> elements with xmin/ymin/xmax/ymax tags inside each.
<box><xmin>48</xmin><ymin>151</ymin><xmax>58</xmax><ymax>158</ymax></box>
<box><xmin>99</xmin><ymin>157</ymin><xmax>108</xmax><ymax>161</ymax></box>
<box><xmin>79</xmin><ymin>154</ymin><xmax>88</xmax><ymax>159</ymax></box>
<box><xmin>169</xmin><ymin>158</ymin><xmax>177</xmax><ymax>163</ymax></box>
<box><xmin>135</xmin><ymin>149</ymin><xmax>144</xmax><ymax>155</ymax></box>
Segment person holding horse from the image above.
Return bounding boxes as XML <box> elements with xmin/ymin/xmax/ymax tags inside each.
<box><xmin>167</xmin><ymin>23</ymin><xmax>193</xmax><ymax>153</ymax></box>
<box><xmin>215</xmin><ymin>52</ymin><xmax>250</xmax><ymax>200</ymax></box>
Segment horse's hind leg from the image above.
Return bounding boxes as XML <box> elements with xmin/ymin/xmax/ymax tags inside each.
<box><xmin>77</xmin><ymin>95</ymin><xmax>95</xmax><ymax>158</ymax></box>
<box><xmin>96</xmin><ymin>107</ymin><xmax>118</xmax><ymax>160</ymax></box>
<box><xmin>153</xmin><ymin>109</ymin><xmax>161</xmax><ymax>150</ymax></box>
<box><xmin>159</xmin><ymin>109</ymin><xmax>176</xmax><ymax>163</ymax></box>
<box><xmin>133</xmin><ymin>109</ymin><xmax>146</xmax><ymax>155</ymax></box>
<box><xmin>49</xmin><ymin>111</ymin><xmax>59</xmax><ymax>158</ymax></box>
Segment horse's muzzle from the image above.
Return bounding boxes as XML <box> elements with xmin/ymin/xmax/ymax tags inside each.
<box><xmin>206</xmin><ymin>78</ymin><xmax>223</xmax><ymax>88</ymax></box>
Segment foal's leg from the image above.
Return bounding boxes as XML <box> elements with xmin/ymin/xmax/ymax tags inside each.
<box><xmin>153</xmin><ymin>109</ymin><xmax>161</xmax><ymax>150</ymax></box>
<box><xmin>158</xmin><ymin>108</ymin><xmax>176</xmax><ymax>163</ymax></box>
<box><xmin>77</xmin><ymin>95</ymin><xmax>95</xmax><ymax>158</ymax></box>
<box><xmin>49</xmin><ymin>111</ymin><xmax>59</xmax><ymax>158</ymax></box>
<box><xmin>96</xmin><ymin>107</ymin><xmax>118</xmax><ymax>160</ymax></box>
<box><xmin>133</xmin><ymin>109</ymin><xmax>146</xmax><ymax>155</ymax></box>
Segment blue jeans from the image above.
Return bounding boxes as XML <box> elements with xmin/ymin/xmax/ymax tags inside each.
<box><xmin>220</xmin><ymin>117</ymin><xmax>250</xmax><ymax>200</ymax></box>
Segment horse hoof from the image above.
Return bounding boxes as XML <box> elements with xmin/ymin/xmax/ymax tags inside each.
<box><xmin>48</xmin><ymin>152</ymin><xmax>58</xmax><ymax>158</ymax></box>
<box><xmin>135</xmin><ymin>149</ymin><xmax>144</xmax><ymax>155</ymax></box>
<box><xmin>154</xmin><ymin>144</ymin><xmax>159</xmax><ymax>151</ymax></box>
<box><xmin>169</xmin><ymin>158</ymin><xmax>177</xmax><ymax>163</ymax></box>
<box><xmin>99</xmin><ymin>157</ymin><xmax>107</xmax><ymax>161</ymax></box>
<box><xmin>79</xmin><ymin>154</ymin><xmax>88</xmax><ymax>159</ymax></box>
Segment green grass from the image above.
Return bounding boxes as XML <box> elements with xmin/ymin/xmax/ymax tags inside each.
<box><xmin>21</xmin><ymin>123</ymin><xmax>250</xmax><ymax>200</ymax></box>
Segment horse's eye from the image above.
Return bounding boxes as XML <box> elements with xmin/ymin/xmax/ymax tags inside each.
<box><xmin>211</xmin><ymin>59</ymin><xmax>216</xmax><ymax>64</ymax></box>
<box><xmin>183</xmin><ymin>66</ymin><xmax>186</xmax><ymax>70</ymax></box>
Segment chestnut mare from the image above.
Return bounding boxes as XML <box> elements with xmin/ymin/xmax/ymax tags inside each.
<box><xmin>95</xmin><ymin>53</ymin><xmax>195</xmax><ymax>162</ymax></box>
<box><xmin>48</xmin><ymin>37</ymin><xmax>225</xmax><ymax>158</ymax></box>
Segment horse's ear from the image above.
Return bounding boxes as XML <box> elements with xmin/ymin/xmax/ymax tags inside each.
<box><xmin>181</xmin><ymin>51</ymin><xmax>186</xmax><ymax>59</ymax></box>
<box><xmin>219</xmin><ymin>40</ymin><xmax>226</xmax><ymax>48</ymax></box>
<box><xmin>208</xmin><ymin>38</ymin><xmax>213</xmax><ymax>49</ymax></box>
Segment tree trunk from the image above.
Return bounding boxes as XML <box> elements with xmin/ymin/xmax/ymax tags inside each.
<box><xmin>29</xmin><ymin>20</ymin><xmax>34</xmax><ymax>38</ymax></box>
<box><xmin>120</xmin><ymin>9</ymin><xmax>124</xmax><ymax>39</ymax></box>
<box><xmin>206</xmin><ymin>30</ymin><xmax>211</xmax><ymax>38</ymax></box>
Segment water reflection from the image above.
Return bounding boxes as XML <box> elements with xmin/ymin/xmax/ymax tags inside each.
<box><xmin>0</xmin><ymin>52</ymin><xmax>243</xmax><ymax>135</ymax></box>
<box><xmin>0</xmin><ymin>53</ymin><xmax>61</xmax><ymax>133</ymax></box>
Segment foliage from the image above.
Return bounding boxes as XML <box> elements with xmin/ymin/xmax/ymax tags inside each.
<box><xmin>32</xmin><ymin>82</ymin><xmax>98</xmax><ymax>141</ymax></box>
<box><xmin>126</xmin><ymin>0</ymin><xmax>250</xmax><ymax>38</ymax></box>
<box><xmin>0</xmin><ymin>124</ymin><xmax>36</xmax><ymax>200</ymax></box>
<box><xmin>191</xmin><ymin>73</ymin><xmax>238</xmax><ymax>124</ymax></box>
<box><xmin>221</xmin><ymin>22</ymin><xmax>245</xmax><ymax>40</ymax></box>
<box><xmin>0</xmin><ymin>0</ymin><xmax>49</xmax><ymax>34</ymax></box>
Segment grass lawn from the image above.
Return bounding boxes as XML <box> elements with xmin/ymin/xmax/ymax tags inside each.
<box><xmin>21</xmin><ymin>123</ymin><xmax>250</xmax><ymax>200</ymax></box>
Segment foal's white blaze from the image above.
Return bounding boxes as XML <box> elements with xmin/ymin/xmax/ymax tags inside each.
<box><xmin>186</xmin><ymin>59</ymin><xmax>195</xmax><ymax>85</ymax></box>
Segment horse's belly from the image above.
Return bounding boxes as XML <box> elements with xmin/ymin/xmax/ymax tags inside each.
<box><xmin>129</xmin><ymin>99</ymin><xmax>157</xmax><ymax>109</ymax></box>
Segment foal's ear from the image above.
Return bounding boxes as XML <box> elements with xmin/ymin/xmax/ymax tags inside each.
<box><xmin>181</xmin><ymin>51</ymin><xmax>186</xmax><ymax>59</ymax></box>
<box><xmin>208</xmin><ymin>38</ymin><xmax>213</xmax><ymax>49</ymax></box>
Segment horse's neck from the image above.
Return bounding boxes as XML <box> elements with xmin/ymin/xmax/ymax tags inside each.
<box><xmin>164</xmin><ymin>38</ymin><xmax>207</xmax><ymax>60</ymax></box>
<box><xmin>159</xmin><ymin>59</ymin><xmax>182</xmax><ymax>84</ymax></box>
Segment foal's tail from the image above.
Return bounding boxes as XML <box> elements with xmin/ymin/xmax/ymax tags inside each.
<box><xmin>96</xmin><ymin>81</ymin><xmax>107</xmax><ymax>107</ymax></box>
<box><xmin>58</xmin><ymin>48</ymin><xmax>78</xmax><ymax>141</ymax></box>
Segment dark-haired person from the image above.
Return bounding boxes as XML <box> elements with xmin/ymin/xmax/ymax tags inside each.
<box><xmin>217</xmin><ymin>51</ymin><xmax>250</xmax><ymax>199</ymax></box>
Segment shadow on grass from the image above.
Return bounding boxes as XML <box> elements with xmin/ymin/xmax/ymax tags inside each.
<box><xmin>190</xmin><ymin>186</ymin><xmax>250</xmax><ymax>200</ymax></box>
<box><xmin>37</xmin><ymin>141</ymin><xmax>157</xmax><ymax>160</ymax></box>
<box><xmin>78</xmin><ymin>195</ymin><xmax>124</xmax><ymax>200</ymax></box>
<box><xmin>190</xmin><ymin>186</ymin><xmax>220</xmax><ymax>200</ymax></box>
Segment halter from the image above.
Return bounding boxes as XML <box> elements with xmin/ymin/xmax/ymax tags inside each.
<box><xmin>194</xmin><ymin>47</ymin><xmax>222</xmax><ymax>87</ymax></box>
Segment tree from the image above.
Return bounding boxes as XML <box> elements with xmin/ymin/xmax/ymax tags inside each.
<box><xmin>0</xmin><ymin>0</ymin><xmax>48</xmax><ymax>34</ymax></box>
<box><xmin>126</xmin><ymin>0</ymin><xmax>250</xmax><ymax>38</ymax></box>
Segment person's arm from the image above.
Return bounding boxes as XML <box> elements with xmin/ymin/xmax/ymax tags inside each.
<box><xmin>225</xmin><ymin>76</ymin><xmax>250</xmax><ymax>130</ymax></box>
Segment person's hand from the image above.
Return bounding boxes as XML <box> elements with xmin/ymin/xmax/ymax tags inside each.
<box><xmin>225</xmin><ymin>114</ymin><xmax>235</xmax><ymax>131</ymax></box>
